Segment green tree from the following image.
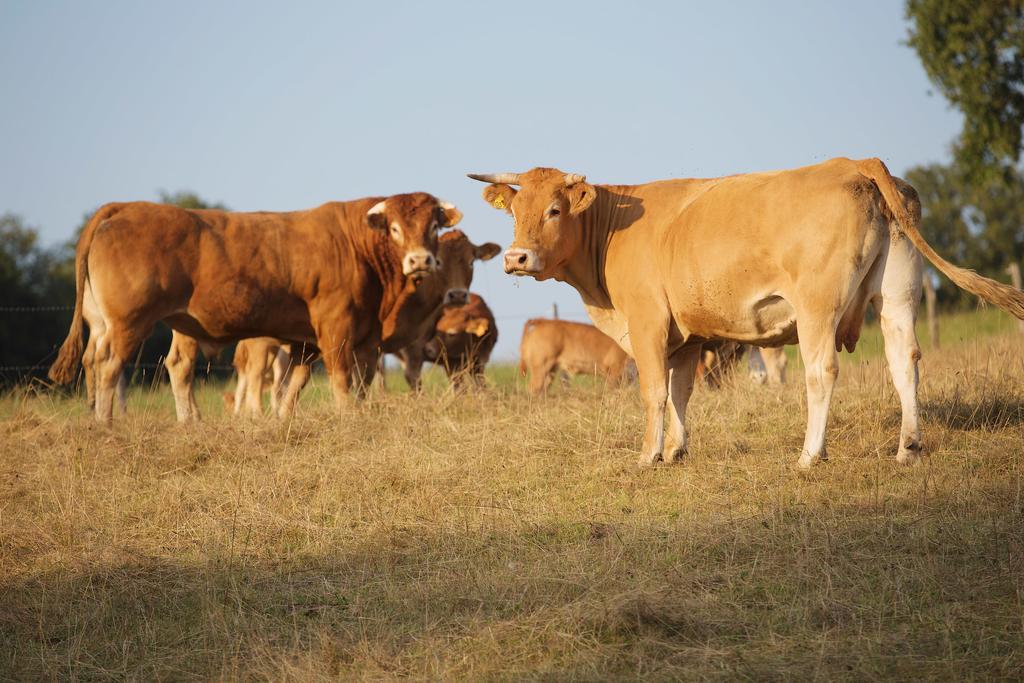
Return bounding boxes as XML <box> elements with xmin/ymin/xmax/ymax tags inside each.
<box><xmin>906</xmin><ymin>0</ymin><xmax>1024</xmax><ymax>180</ymax></box>
<box><xmin>905</xmin><ymin>161</ymin><xmax>1024</xmax><ymax>307</ymax></box>
<box><xmin>0</xmin><ymin>214</ymin><xmax>74</xmax><ymax>382</ymax></box>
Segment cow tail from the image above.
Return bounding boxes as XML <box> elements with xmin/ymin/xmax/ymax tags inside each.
<box><xmin>860</xmin><ymin>157</ymin><xmax>1024</xmax><ymax>320</ymax></box>
<box><xmin>49</xmin><ymin>205</ymin><xmax>114</xmax><ymax>384</ymax></box>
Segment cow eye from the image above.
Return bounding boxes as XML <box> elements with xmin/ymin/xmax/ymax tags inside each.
<box><xmin>547</xmin><ymin>207</ymin><xmax>561</xmax><ymax>219</ymax></box>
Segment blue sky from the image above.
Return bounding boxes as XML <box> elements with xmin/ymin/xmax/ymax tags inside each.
<box><xmin>0</xmin><ymin>1</ymin><xmax>960</xmax><ymax>359</ymax></box>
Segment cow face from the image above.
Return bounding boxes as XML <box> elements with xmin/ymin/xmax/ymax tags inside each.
<box><xmin>366</xmin><ymin>193</ymin><xmax>462</xmax><ymax>280</ymax></box>
<box><xmin>468</xmin><ymin>168</ymin><xmax>596</xmax><ymax>281</ymax></box>
<box><xmin>436</xmin><ymin>230</ymin><xmax>501</xmax><ymax>305</ymax></box>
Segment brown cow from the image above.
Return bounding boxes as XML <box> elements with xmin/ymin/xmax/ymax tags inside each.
<box><xmin>211</xmin><ymin>229</ymin><xmax>500</xmax><ymax>415</ymax></box>
<box><xmin>383</xmin><ymin>235</ymin><xmax>500</xmax><ymax>391</ymax></box>
<box><xmin>470</xmin><ymin>159</ymin><xmax>1024</xmax><ymax>467</ymax></box>
<box><xmin>50</xmin><ymin>194</ymin><xmax>462</xmax><ymax>422</ymax></box>
<box><xmin>413</xmin><ymin>293</ymin><xmax>498</xmax><ymax>389</ymax></box>
<box><xmin>518</xmin><ymin>318</ymin><xmax>634</xmax><ymax>395</ymax></box>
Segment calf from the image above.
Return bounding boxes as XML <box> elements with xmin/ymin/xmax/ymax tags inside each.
<box><xmin>519</xmin><ymin>318</ymin><xmax>634</xmax><ymax>395</ymax></box>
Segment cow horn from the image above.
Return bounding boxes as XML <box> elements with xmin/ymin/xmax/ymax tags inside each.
<box><xmin>367</xmin><ymin>200</ymin><xmax>387</xmax><ymax>215</ymax></box>
<box><xmin>563</xmin><ymin>173</ymin><xmax>586</xmax><ymax>186</ymax></box>
<box><xmin>467</xmin><ymin>173</ymin><xmax>521</xmax><ymax>185</ymax></box>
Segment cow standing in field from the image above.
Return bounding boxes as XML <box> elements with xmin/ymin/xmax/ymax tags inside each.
<box><xmin>212</xmin><ymin>230</ymin><xmax>500</xmax><ymax>414</ymax></box>
<box><xmin>49</xmin><ymin>194</ymin><xmax>463</xmax><ymax>422</ymax></box>
<box><xmin>221</xmin><ymin>337</ymin><xmax>293</xmax><ymax>416</ymax></box>
<box><xmin>470</xmin><ymin>159</ymin><xmax>1024</xmax><ymax>468</ymax></box>
<box><xmin>410</xmin><ymin>293</ymin><xmax>498</xmax><ymax>389</ymax></box>
<box><xmin>518</xmin><ymin>318</ymin><xmax>634</xmax><ymax>395</ymax></box>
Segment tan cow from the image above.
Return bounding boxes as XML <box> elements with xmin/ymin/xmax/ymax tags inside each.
<box><xmin>222</xmin><ymin>337</ymin><xmax>292</xmax><ymax>416</ymax></box>
<box><xmin>469</xmin><ymin>159</ymin><xmax>1024</xmax><ymax>468</ymax></box>
<box><xmin>518</xmin><ymin>318</ymin><xmax>634</xmax><ymax>395</ymax></box>
<box><xmin>415</xmin><ymin>293</ymin><xmax>499</xmax><ymax>388</ymax></box>
<box><xmin>50</xmin><ymin>194</ymin><xmax>462</xmax><ymax>422</ymax></box>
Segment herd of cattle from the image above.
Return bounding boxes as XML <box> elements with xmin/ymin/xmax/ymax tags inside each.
<box><xmin>49</xmin><ymin>157</ymin><xmax>1024</xmax><ymax>468</ymax></box>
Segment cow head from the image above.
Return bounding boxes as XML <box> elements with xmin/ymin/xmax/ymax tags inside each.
<box><xmin>436</xmin><ymin>230</ymin><xmax>501</xmax><ymax>306</ymax></box>
<box><xmin>366</xmin><ymin>193</ymin><xmax>463</xmax><ymax>280</ymax></box>
<box><xmin>467</xmin><ymin>168</ymin><xmax>596</xmax><ymax>281</ymax></box>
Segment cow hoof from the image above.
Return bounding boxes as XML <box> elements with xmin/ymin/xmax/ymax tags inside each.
<box><xmin>896</xmin><ymin>444</ymin><xmax>922</xmax><ymax>465</ymax></box>
<box><xmin>664</xmin><ymin>447</ymin><xmax>687</xmax><ymax>464</ymax></box>
<box><xmin>797</xmin><ymin>451</ymin><xmax>818</xmax><ymax>469</ymax></box>
<box><xmin>637</xmin><ymin>452</ymin><xmax>663</xmax><ymax>467</ymax></box>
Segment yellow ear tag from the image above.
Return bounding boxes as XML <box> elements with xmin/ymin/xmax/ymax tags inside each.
<box><xmin>491</xmin><ymin>195</ymin><xmax>506</xmax><ymax>210</ymax></box>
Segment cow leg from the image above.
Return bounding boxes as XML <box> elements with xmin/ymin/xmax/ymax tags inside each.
<box><xmin>399</xmin><ymin>348</ymin><xmax>425</xmax><ymax>392</ymax></box>
<box><xmin>241</xmin><ymin>352</ymin><xmax>267</xmax><ymax>417</ymax></box>
<box><xmin>232</xmin><ymin>374</ymin><xmax>247</xmax><ymax>416</ymax></box>
<box><xmin>527</xmin><ymin>362</ymin><xmax>555</xmax><ymax>395</ymax></box>
<box><xmin>269</xmin><ymin>347</ymin><xmax>290</xmax><ymax>414</ymax></box>
<box><xmin>875</xmin><ymin>242</ymin><xmax>924</xmax><ymax>464</ymax></box>
<box><xmin>277</xmin><ymin>363</ymin><xmax>311</xmax><ymax>418</ymax></box>
<box><xmin>165</xmin><ymin>332</ymin><xmax>201</xmax><ymax>422</ymax></box>
<box><xmin>762</xmin><ymin>346</ymin><xmax>788</xmax><ymax>384</ymax></box>
<box><xmin>350</xmin><ymin>346</ymin><xmax>379</xmax><ymax>399</ymax></box>
<box><xmin>665</xmin><ymin>345</ymin><xmax>701</xmax><ymax>463</ymax></box>
<box><xmin>82</xmin><ymin>332</ymin><xmax>98</xmax><ymax>411</ymax></box>
<box><xmin>630</xmin><ymin>317</ymin><xmax>670</xmax><ymax>467</ymax></box>
<box><xmin>796</xmin><ymin>319</ymin><xmax>840</xmax><ymax>469</ymax></box>
<box><xmin>94</xmin><ymin>324</ymin><xmax>147</xmax><ymax>424</ymax></box>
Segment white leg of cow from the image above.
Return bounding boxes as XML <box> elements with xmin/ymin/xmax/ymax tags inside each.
<box><xmin>241</xmin><ymin>359</ymin><xmax>266</xmax><ymax>417</ymax></box>
<box><xmin>165</xmin><ymin>333</ymin><xmax>200</xmax><ymax>422</ymax></box>
<box><xmin>630</xmin><ymin>317</ymin><xmax>670</xmax><ymax>467</ymax></box>
<box><xmin>876</xmin><ymin>241</ymin><xmax>924</xmax><ymax>464</ymax></box>
<box><xmin>277</xmin><ymin>363</ymin><xmax>311</xmax><ymax>418</ymax></box>
<box><xmin>269</xmin><ymin>347</ymin><xmax>289</xmax><ymax>414</ymax></box>
<box><xmin>232</xmin><ymin>375</ymin><xmax>247</xmax><ymax>416</ymax></box>
<box><xmin>762</xmin><ymin>346</ymin><xmax>788</xmax><ymax>384</ymax></box>
<box><xmin>665</xmin><ymin>346</ymin><xmax>701</xmax><ymax>463</ymax></box>
<box><xmin>796</xmin><ymin>320</ymin><xmax>840</xmax><ymax>469</ymax></box>
<box><xmin>82</xmin><ymin>333</ymin><xmax>98</xmax><ymax>411</ymax></box>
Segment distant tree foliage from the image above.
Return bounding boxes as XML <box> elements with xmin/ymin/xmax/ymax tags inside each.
<box><xmin>905</xmin><ymin>161</ymin><xmax>1024</xmax><ymax>307</ymax></box>
<box><xmin>906</xmin><ymin>0</ymin><xmax>1024</xmax><ymax>180</ymax></box>
<box><xmin>0</xmin><ymin>192</ymin><xmax>228</xmax><ymax>386</ymax></box>
<box><xmin>0</xmin><ymin>214</ymin><xmax>76</xmax><ymax>382</ymax></box>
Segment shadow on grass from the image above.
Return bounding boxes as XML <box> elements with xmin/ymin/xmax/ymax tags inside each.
<box><xmin>4</xmin><ymin>487</ymin><xmax>1023</xmax><ymax>680</ymax></box>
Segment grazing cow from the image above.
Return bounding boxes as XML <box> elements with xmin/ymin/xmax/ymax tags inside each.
<box><xmin>469</xmin><ymin>159</ymin><xmax>1024</xmax><ymax>467</ymax></box>
<box><xmin>749</xmin><ymin>346</ymin><xmax>788</xmax><ymax>385</ymax></box>
<box><xmin>49</xmin><ymin>194</ymin><xmax>462</xmax><ymax>422</ymax></box>
<box><xmin>518</xmin><ymin>318</ymin><xmax>634</xmax><ymax>395</ymax></box>
<box><xmin>412</xmin><ymin>293</ymin><xmax>498</xmax><ymax>388</ymax></box>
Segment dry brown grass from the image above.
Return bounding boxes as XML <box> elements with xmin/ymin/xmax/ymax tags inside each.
<box><xmin>2</xmin><ymin>319</ymin><xmax>1024</xmax><ymax>680</ymax></box>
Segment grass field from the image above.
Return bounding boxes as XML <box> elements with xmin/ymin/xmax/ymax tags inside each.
<box><xmin>2</xmin><ymin>308</ymin><xmax>1023</xmax><ymax>680</ymax></box>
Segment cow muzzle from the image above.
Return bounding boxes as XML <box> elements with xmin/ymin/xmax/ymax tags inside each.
<box><xmin>444</xmin><ymin>288</ymin><xmax>469</xmax><ymax>306</ymax></box>
<box><xmin>403</xmin><ymin>249</ymin><xmax>437</xmax><ymax>277</ymax></box>
<box><xmin>503</xmin><ymin>248</ymin><xmax>542</xmax><ymax>275</ymax></box>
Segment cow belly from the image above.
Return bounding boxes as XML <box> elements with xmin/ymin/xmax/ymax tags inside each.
<box><xmin>674</xmin><ymin>294</ymin><xmax>798</xmax><ymax>345</ymax></box>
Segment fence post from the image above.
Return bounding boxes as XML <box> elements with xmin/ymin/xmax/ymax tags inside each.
<box><xmin>922</xmin><ymin>271</ymin><xmax>939</xmax><ymax>349</ymax></box>
<box><xmin>550</xmin><ymin>302</ymin><xmax>559</xmax><ymax>320</ymax></box>
<box><xmin>1007</xmin><ymin>262</ymin><xmax>1024</xmax><ymax>334</ymax></box>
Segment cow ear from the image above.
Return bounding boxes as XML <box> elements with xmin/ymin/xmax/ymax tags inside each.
<box><xmin>467</xmin><ymin>318</ymin><xmax>490</xmax><ymax>337</ymax></box>
<box><xmin>438</xmin><ymin>200</ymin><xmax>462</xmax><ymax>228</ymax></box>
<box><xmin>565</xmin><ymin>182</ymin><xmax>596</xmax><ymax>215</ymax></box>
<box><xmin>474</xmin><ymin>242</ymin><xmax>502</xmax><ymax>261</ymax></box>
<box><xmin>366</xmin><ymin>200</ymin><xmax>388</xmax><ymax>231</ymax></box>
<box><xmin>482</xmin><ymin>184</ymin><xmax>517</xmax><ymax>213</ymax></box>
